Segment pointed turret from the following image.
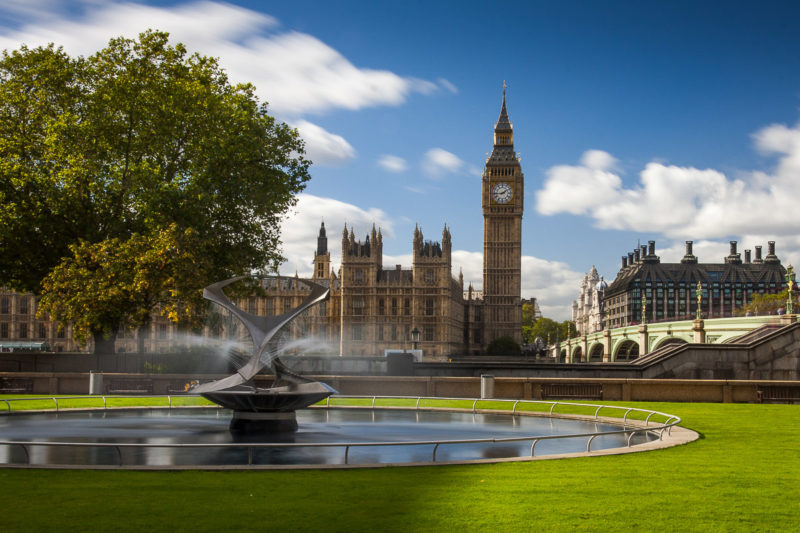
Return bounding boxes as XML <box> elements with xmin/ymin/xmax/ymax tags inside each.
<box><xmin>316</xmin><ymin>221</ymin><xmax>328</xmax><ymax>256</ymax></box>
<box><xmin>495</xmin><ymin>82</ymin><xmax>512</xmax><ymax>134</ymax></box>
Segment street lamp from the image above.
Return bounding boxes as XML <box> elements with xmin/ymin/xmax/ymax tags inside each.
<box><xmin>411</xmin><ymin>327</ymin><xmax>420</xmax><ymax>350</ymax></box>
<box><xmin>785</xmin><ymin>265</ymin><xmax>795</xmax><ymax>315</ymax></box>
<box><xmin>641</xmin><ymin>294</ymin><xmax>647</xmax><ymax>325</ymax></box>
<box><xmin>696</xmin><ymin>281</ymin><xmax>703</xmax><ymax>320</ymax></box>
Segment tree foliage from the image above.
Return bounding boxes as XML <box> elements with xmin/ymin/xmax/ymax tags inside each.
<box><xmin>0</xmin><ymin>31</ymin><xmax>310</xmax><ymax>351</ymax></box>
<box><xmin>736</xmin><ymin>290</ymin><xmax>796</xmax><ymax>316</ymax></box>
<box><xmin>38</xmin><ymin>224</ymin><xmax>213</xmax><ymax>350</ymax></box>
<box><xmin>487</xmin><ymin>335</ymin><xmax>521</xmax><ymax>356</ymax></box>
<box><xmin>523</xmin><ymin>317</ymin><xmax>576</xmax><ymax>345</ymax></box>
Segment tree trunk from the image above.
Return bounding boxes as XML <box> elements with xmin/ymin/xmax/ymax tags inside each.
<box><xmin>92</xmin><ymin>330</ymin><xmax>117</xmax><ymax>355</ymax></box>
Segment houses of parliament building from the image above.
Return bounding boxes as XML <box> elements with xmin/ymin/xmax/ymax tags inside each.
<box><xmin>0</xmin><ymin>90</ymin><xmax>526</xmax><ymax>360</ymax></box>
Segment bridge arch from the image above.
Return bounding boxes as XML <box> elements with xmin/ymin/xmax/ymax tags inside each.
<box><xmin>571</xmin><ymin>345</ymin><xmax>583</xmax><ymax>363</ymax></box>
<box><xmin>589</xmin><ymin>342</ymin><xmax>604</xmax><ymax>361</ymax></box>
<box><xmin>614</xmin><ymin>339</ymin><xmax>639</xmax><ymax>361</ymax></box>
<box><xmin>652</xmin><ymin>336</ymin><xmax>689</xmax><ymax>350</ymax></box>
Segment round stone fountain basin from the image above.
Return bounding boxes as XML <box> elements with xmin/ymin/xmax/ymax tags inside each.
<box><xmin>0</xmin><ymin>407</ymin><xmax>661</xmax><ymax>468</ymax></box>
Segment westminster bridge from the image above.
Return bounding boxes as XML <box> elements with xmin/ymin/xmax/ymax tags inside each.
<box><xmin>558</xmin><ymin>314</ymin><xmax>796</xmax><ymax>363</ymax></box>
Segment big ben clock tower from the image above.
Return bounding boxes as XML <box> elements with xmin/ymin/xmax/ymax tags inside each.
<box><xmin>482</xmin><ymin>83</ymin><xmax>523</xmax><ymax>346</ymax></box>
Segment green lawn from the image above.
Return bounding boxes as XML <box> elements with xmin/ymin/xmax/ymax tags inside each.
<box><xmin>1</xmin><ymin>397</ymin><xmax>798</xmax><ymax>532</ymax></box>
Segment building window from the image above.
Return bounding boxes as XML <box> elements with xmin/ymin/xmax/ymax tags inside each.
<box><xmin>378</xmin><ymin>299</ymin><xmax>385</xmax><ymax>316</ymax></box>
<box><xmin>0</xmin><ymin>323</ymin><xmax>7</xmax><ymax>338</ymax></box>
<box><xmin>404</xmin><ymin>298</ymin><xmax>410</xmax><ymax>316</ymax></box>
<box><xmin>378</xmin><ymin>326</ymin><xmax>384</xmax><ymax>341</ymax></box>
<box><xmin>474</xmin><ymin>307</ymin><xmax>481</xmax><ymax>322</ymax></box>
<box><xmin>354</xmin><ymin>269</ymin><xmax>363</xmax><ymax>284</ymax></box>
<box><xmin>391</xmin><ymin>325</ymin><xmax>397</xmax><ymax>341</ymax></box>
<box><xmin>38</xmin><ymin>323</ymin><xmax>46</xmax><ymax>339</ymax></box>
<box><xmin>265</xmin><ymin>299</ymin><xmax>274</xmax><ymax>315</ymax></box>
<box><xmin>425</xmin><ymin>270</ymin><xmax>434</xmax><ymax>284</ymax></box>
<box><xmin>19</xmin><ymin>323</ymin><xmax>28</xmax><ymax>339</ymax></box>
<box><xmin>0</xmin><ymin>297</ymin><xmax>8</xmax><ymax>314</ymax></box>
<box><xmin>158</xmin><ymin>324</ymin><xmax>167</xmax><ymax>339</ymax></box>
<box><xmin>425</xmin><ymin>298</ymin><xmax>435</xmax><ymax>316</ymax></box>
<box><xmin>352</xmin><ymin>325</ymin><xmax>363</xmax><ymax>341</ymax></box>
<box><xmin>248</xmin><ymin>298</ymin><xmax>257</xmax><ymax>314</ymax></box>
<box><xmin>19</xmin><ymin>297</ymin><xmax>28</xmax><ymax>315</ymax></box>
<box><xmin>424</xmin><ymin>326</ymin><xmax>434</xmax><ymax>342</ymax></box>
<box><xmin>391</xmin><ymin>298</ymin><xmax>398</xmax><ymax>316</ymax></box>
<box><xmin>57</xmin><ymin>327</ymin><xmax>66</xmax><ymax>339</ymax></box>
<box><xmin>352</xmin><ymin>298</ymin><xmax>365</xmax><ymax>316</ymax></box>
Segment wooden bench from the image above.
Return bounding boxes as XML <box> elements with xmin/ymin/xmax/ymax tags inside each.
<box><xmin>107</xmin><ymin>379</ymin><xmax>154</xmax><ymax>394</ymax></box>
<box><xmin>0</xmin><ymin>378</ymin><xmax>34</xmax><ymax>394</ymax></box>
<box><xmin>542</xmin><ymin>383</ymin><xmax>603</xmax><ymax>401</ymax></box>
<box><xmin>758</xmin><ymin>386</ymin><xmax>800</xmax><ymax>404</ymax></box>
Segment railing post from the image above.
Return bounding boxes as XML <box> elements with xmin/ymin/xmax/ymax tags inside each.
<box><xmin>344</xmin><ymin>445</ymin><xmax>350</xmax><ymax>465</ymax></box>
<box><xmin>586</xmin><ymin>435</ymin><xmax>597</xmax><ymax>452</ymax></box>
<box><xmin>3</xmin><ymin>399</ymin><xmax>10</xmax><ymax>412</ymax></box>
<box><xmin>432</xmin><ymin>443</ymin><xmax>440</xmax><ymax>462</ymax></box>
<box><xmin>530</xmin><ymin>439</ymin><xmax>539</xmax><ymax>457</ymax></box>
<box><xmin>115</xmin><ymin>446</ymin><xmax>123</xmax><ymax>466</ymax></box>
<box><xmin>53</xmin><ymin>398</ymin><xmax>59</xmax><ymax>412</ymax></box>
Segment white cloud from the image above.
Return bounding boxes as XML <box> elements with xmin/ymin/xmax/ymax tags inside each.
<box><xmin>278</xmin><ymin>194</ymin><xmax>394</xmax><ymax>276</ymax></box>
<box><xmin>536</xmin><ymin>123</ymin><xmax>800</xmax><ymax>240</ymax></box>
<box><xmin>0</xmin><ymin>1</ymin><xmax>441</xmax><ymax>117</ymax></box>
<box><xmin>422</xmin><ymin>147</ymin><xmax>470</xmax><ymax>179</ymax></box>
<box><xmin>292</xmin><ymin>120</ymin><xmax>355</xmax><ymax>166</ymax></box>
<box><xmin>452</xmin><ymin>251</ymin><xmax>581</xmax><ymax>321</ymax></box>
<box><xmin>580</xmin><ymin>149</ymin><xmax>618</xmax><ymax>171</ymax></box>
<box><xmin>536</xmin><ymin>150</ymin><xmax>622</xmax><ymax>216</ymax></box>
<box><xmin>377</xmin><ymin>154</ymin><xmax>408</xmax><ymax>173</ymax></box>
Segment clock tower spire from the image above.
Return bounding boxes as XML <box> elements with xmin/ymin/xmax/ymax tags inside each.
<box><xmin>482</xmin><ymin>83</ymin><xmax>524</xmax><ymax>347</ymax></box>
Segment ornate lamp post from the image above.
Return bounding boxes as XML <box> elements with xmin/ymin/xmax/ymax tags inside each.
<box><xmin>785</xmin><ymin>265</ymin><xmax>795</xmax><ymax>315</ymax></box>
<box><xmin>641</xmin><ymin>294</ymin><xmax>647</xmax><ymax>325</ymax></box>
<box><xmin>411</xmin><ymin>327</ymin><xmax>420</xmax><ymax>350</ymax></box>
<box><xmin>696</xmin><ymin>281</ymin><xmax>703</xmax><ymax>320</ymax></box>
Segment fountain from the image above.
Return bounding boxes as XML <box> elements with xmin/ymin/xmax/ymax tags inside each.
<box><xmin>191</xmin><ymin>276</ymin><xmax>337</xmax><ymax>432</ymax></box>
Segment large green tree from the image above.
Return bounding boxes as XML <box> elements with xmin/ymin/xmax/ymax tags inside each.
<box><xmin>0</xmin><ymin>31</ymin><xmax>310</xmax><ymax>351</ymax></box>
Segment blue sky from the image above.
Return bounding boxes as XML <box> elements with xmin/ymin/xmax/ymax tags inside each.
<box><xmin>2</xmin><ymin>0</ymin><xmax>800</xmax><ymax>319</ymax></box>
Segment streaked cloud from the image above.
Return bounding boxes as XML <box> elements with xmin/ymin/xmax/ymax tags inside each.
<box><xmin>0</xmin><ymin>1</ymin><xmax>452</xmax><ymax>168</ymax></box>
<box><xmin>377</xmin><ymin>154</ymin><xmax>408</xmax><ymax>173</ymax></box>
<box><xmin>422</xmin><ymin>147</ymin><xmax>478</xmax><ymax>179</ymax></box>
<box><xmin>293</xmin><ymin>120</ymin><xmax>355</xmax><ymax>166</ymax></box>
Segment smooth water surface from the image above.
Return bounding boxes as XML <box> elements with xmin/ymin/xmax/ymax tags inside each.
<box><xmin>0</xmin><ymin>408</ymin><xmax>656</xmax><ymax>466</ymax></box>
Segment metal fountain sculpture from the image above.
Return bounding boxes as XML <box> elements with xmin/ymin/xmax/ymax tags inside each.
<box><xmin>192</xmin><ymin>276</ymin><xmax>336</xmax><ymax>432</ymax></box>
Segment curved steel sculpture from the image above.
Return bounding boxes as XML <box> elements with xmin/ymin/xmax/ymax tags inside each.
<box><xmin>192</xmin><ymin>276</ymin><xmax>336</xmax><ymax>432</ymax></box>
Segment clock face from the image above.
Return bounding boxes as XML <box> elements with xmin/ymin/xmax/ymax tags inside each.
<box><xmin>491</xmin><ymin>182</ymin><xmax>513</xmax><ymax>204</ymax></box>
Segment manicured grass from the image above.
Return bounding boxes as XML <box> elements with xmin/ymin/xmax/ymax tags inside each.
<box><xmin>0</xmin><ymin>394</ymin><xmax>214</xmax><ymax>411</ymax></box>
<box><xmin>1</xmin><ymin>397</ymin><xmax>798</xmax><ymax>532</ymax></box>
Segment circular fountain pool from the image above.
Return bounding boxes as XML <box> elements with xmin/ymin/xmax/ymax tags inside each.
<box><xmin>0</xmin><ymin>404</ymin><xmax>691</xmax><ymax>469</ymax></box>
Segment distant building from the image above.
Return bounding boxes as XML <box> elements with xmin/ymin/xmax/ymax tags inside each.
<box><xmin>572</xmin><ymin>266</ymin><xmax>607</xmax><ymax>335</ymax></box>
<box><xmin>581</xmin><ymin>240</ymin><xmax>788</xmax><ymax>330</ymax></box>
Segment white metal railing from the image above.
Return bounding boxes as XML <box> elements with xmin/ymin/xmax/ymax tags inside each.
<box><xmin>0</xmin><ymin>395</ymin><xmax>681</xmax><ymax>468</ymax></box>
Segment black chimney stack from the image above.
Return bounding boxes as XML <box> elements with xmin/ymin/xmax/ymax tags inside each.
<box><xmin>754</xmin><ymin>245</ymin><xmax>763</xmax><ymax>263</ymax></box>
<box><xmin>681</xmin><ymin>241</ymin><xmax>698</xmax><ymax>264</ymax></box>
<box><xmin>745</xmin><ymin>249</ymin><xmax>751</xmax><ymax>263</ymax></box>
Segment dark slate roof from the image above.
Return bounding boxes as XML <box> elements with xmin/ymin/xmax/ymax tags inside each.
<box><xmin>605</xmin><ymin>260</ymin><xmax>786</xmax><ymax>297</ymax></box>
<box><xmin>495</xmin><ymin>91</ymin><xmax>512</xmax><ymax>132</ymax></box>
<box><xmin>378</xmin><ymin>268</ymin><xmax>414</xmax><ymax>284</ymax></box>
